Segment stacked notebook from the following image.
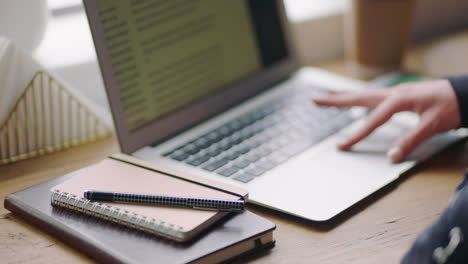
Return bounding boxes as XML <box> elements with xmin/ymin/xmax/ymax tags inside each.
<box><xmin>4</xmin><ymin>154</ymin><xmax>276</xmax><ymax>263</ymax></box>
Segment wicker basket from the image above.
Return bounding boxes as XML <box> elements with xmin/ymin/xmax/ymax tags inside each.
<box><xmin>0</xmin><ymin>70</ymin><xmax>112</xmax><ymax>165</ymax></box>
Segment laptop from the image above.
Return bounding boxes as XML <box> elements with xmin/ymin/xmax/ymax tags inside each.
<box><xmin>83</xmin><ymin>0</ymin><xmax>464</xmax><ymax>221</ymax></box>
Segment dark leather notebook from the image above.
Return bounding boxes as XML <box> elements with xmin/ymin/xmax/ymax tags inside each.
<box><xmin>4</xmin><ymin>171</ymin><xmax>276</xmax><ymax>264</ymax></box>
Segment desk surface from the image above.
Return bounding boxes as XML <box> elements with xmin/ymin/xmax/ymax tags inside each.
<box><xmin>2</xmin><ymin>58</ymin><xmax>468</xmax><ymax>263</ymax></box>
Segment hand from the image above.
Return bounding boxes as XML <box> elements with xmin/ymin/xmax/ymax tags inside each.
<box><xmin>313</xmin><ymin>80</ymin><xmax>461</xmax><ymax>163</ymax></box>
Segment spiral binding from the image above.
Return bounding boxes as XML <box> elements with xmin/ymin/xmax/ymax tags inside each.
<box><xmin>50</xmin><ymin>190</ymin><xmax>185</xmax><ymax>241</ymax></box>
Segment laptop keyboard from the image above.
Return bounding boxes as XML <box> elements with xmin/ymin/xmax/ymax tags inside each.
<box><xmin>162</xmin><ymin>92</ymin><xmax>355</xmax><ymax>183</ymax></box>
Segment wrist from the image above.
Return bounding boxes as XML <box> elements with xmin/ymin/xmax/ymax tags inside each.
<box><xmin>447</xmin><ymin>75</ymin><xmax>468</xmax><ymax>128</ymax></box>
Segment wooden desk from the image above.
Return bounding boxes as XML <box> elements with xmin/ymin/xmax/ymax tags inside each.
<box><xmin>2</xmin><ymin>56</ymin><xmax>468</xmax><ymax>263</ymax></box>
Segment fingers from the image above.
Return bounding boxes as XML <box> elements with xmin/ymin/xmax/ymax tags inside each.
<box><xmin>338</xmin><ymin>97</ymin><xmax>408</xmax><ymax>150</ymax></box>
<box><xmin>387</xmin><ymin>114</ymin><xmax>438</xmax><ymax>163</ymax></box>
<box><xmin>312</xmin><ymin>89</ymin><xmax>390</xmax><ymax>109</ymax></box>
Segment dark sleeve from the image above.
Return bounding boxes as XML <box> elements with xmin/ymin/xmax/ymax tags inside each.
<box><xmin>401</xmin><ymin>174</ymin><xmax>468</xmax><ymax>264</ymax></box>
<box><xmin>448</xmin><ymin>75</ymin><xmax>468</xmax><ymax>128</ymax></box>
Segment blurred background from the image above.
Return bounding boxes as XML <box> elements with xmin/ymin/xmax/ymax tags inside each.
<box><xmin>25</xmin><ymin>0</ymin><xmax>468</xmax><ymax>110</ymax></box>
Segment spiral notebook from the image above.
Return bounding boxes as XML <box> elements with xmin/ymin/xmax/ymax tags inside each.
<box><xmin>49</xmin><ymin>153</ymin><xmax>248</xmax><ymax>242</ymax></box>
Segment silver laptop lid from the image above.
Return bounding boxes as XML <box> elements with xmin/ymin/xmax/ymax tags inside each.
<box><xmin>83</xmin><ymin>0</ymin><xmax>299</xmax><ymax>153</ymax></box>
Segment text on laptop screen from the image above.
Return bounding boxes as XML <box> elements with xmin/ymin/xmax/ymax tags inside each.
<box><xmin>97</xmin><ymin>0</ymin><xmax>288</xmax><ymax>131</ymax></box>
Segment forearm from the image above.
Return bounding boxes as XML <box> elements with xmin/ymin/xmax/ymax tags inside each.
<box><xmin>448</xmin><ymin>75</ymin><xmax>468</xmax><ymax>127</ymax></box>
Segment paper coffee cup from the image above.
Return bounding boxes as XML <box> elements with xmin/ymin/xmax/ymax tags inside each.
<box><xmin>345</xmin><ymin>0</ymin><xmax>415</xmax><ymax>79</ymax></box>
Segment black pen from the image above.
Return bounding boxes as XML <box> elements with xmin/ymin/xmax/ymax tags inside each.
<box><xmin>84</xmin><ymin>190</ymin><xmax>245</xmax><ymax>212</ymax></box>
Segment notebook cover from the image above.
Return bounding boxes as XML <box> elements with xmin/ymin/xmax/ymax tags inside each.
<box><xmin>50</xmin><ymin>157</ymin><xmax>246</xmax><ymax>241</ymax></box>
<box><xmin>4</xmin><ymin>172</ymin><xmax>276</xmax><ymax>264</ymax></box>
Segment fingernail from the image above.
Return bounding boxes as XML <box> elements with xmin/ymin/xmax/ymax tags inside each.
<box><xmin>337</xmin><ymin>138</ymin><xmax>349</xmax><ymax>150</ymax></box>
<box><xmin>387</xmin><ymin>147</ymin><xmax>402</xmax><ymax>163</ymax></box>
<box><xmin>310</xmin><ymin>93</ymin><xmax>328</xmax><ymax>100</ymax></box>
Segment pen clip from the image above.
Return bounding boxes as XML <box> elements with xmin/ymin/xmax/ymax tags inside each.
<box><xmin>191</xmin><ymin>206</ymin><xmax>242</xmax><ymax>212</ymax></box>
<box><xmin>191</xmin><ymin>206</ymin><xmax>220</xmax><ymax>211</ymax></box>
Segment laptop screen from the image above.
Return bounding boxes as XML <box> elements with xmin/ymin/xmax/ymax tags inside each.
<box><xmin>84</xmin><ymin>0</ymin><xmax>296</xmax><ymax>153</ymax></box>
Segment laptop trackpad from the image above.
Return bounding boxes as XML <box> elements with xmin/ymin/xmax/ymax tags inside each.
<box><xmin>344</xmin><ymin>112</ymin><xmax>463</xmax><ymax>162</ymax></box>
